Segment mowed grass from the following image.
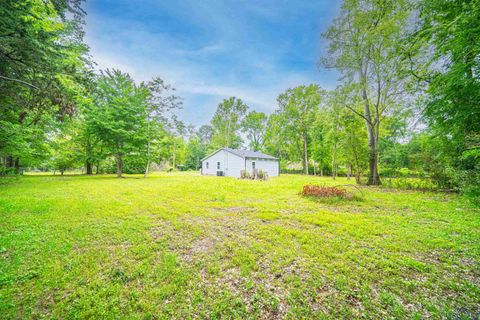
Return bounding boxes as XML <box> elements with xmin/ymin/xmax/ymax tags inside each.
<box><xmin>0</xmin><ymin>173</ymin><xmax>479</xmax><ymax>319</ymax></box>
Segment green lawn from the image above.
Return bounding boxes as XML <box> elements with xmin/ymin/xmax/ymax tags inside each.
<box><xmin>0</xmin><ymin>173</ymin><xmax>479</xmax><ymax>319</ymax></box>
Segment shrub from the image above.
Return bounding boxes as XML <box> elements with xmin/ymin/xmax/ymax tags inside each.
<box><xmin>381</xmin><ymin>178</ymin><xmax>438</xmax><ymax>191</ymax></box>
<box><xmin>240</xmin><ymin>169</ymin><xmax>269</xmax><ymax>180</ymax></box>
<box><xmin>302</xmin><ymin>185</ymin><xmax>347</xmax><ymax>198</ymax></box>
<box><xmin>257</xmin><ymin>170</ymin><xmax>269</xmax><ymax>181</ymax></box>
<box><xmin>240</xmin><ymin>170</ymin><xmax>251</xmax><ymax>179</ymax></box>
<box><xmin>0</xmin><ymin>167</ymin><xmax>20</xmax><ymax>176</ymax></box>
<box><xmin>257</xmin><ymin>170</ymin><xmax>263</xmax><ymax>179</ymax></box>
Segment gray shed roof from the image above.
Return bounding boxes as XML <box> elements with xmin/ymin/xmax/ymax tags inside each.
<box><xmin>201</xmin><ymin>148</ymin><xmax>278</xmax><ymax>161</ymax></box>
<box><xmin>224</xmin><ymin>148</ymin><xmax>278</xmax><ymax>160</ymax></box>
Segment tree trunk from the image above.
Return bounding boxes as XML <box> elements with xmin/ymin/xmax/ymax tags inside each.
<box><xmin>115</xmin><ymin>153</ymin><xmax>123</xmax><ymax>178</ymax></box>
<box><xmin>145</xmin><ymin>120</ymin><xmax>151</xmax><ymax>178</ymax></box>
<box><xmin>85</xmin><ymin>139</ymin><xmax>93</xmax><ymax>175</ymax></box>
<box><xmin>360</xmin><ymin>70</ymin><xmax>381</xmax><ymax>186</ymax></box>
<box><xmin>86</xmin><ymin>162</ymin><xmax>93</xmax><ymax>175</ymax></box>
<box><xmin>332</xmin><ymin>142</ymin><xmax>337</xmax><ymax>180</ymax></box>
<box><xmin>96</xmin><ymin>163</ymin><xmax>100</xmax><ymax>174</ymax></box>
<box><xmin>60</xmin><ymin>169</ymin><xmax>65</xmax><ymax>176</ymax></box>
<box><xmin>347</xmin><ymin>162</ymin><xmax>351</xmax><ymax>180</ymax></box>
<box><xmin>172</xmin><ymin>142</ymin><xmax>176</xmax><ymax>171</ymax></box>
<box><xmin>351</xmin><ymin>140</ymin><xmax>362</xmax><ymax>185</ymax></box>
<box><xmin>14</xmin><ymin>158</ymin><xmax>20</xmax><ymax>174</ymax></box>
<box><xmin>313</xmin><ymin>160</ymin><xmax>316</xmax><ymax>176</ymax></box>
<box><xmin>320</xmin><ymin>166</ymin><xmax>323</xmax><ymax>177</ymax></box>
<box><xmin>5</xmin><ymin>156</ymin><xmax>13</xmax><ymax>169</ymax></box>
<box><xmin>303</xmin><ymin>133</ymin><xmax>309</xmax><ymax>175</ymax></box>
<box><xmin>374</xmin><ymin>119</ymin><xmax>381</xmax><ymax>185</ymax></box>
<box><xmin>366</xmin><ymin>124</ymin><xmax>380</xmax><ymax>185</ymax></box>
<box><xmin>144</xmin><ymin>159</ymin><xmax>150</xmax><ymax>178</ymax></box>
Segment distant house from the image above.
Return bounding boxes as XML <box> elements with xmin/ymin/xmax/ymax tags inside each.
<box><xmin>201</xmin><ymin>148</ymin><xmax>279</xmax><ymax>178</ymax></box>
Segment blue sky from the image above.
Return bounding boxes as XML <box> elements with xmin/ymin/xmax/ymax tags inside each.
<box><xmin>83</xmin><ymin>0</ymin><xmax>341</xmax><ymax>126</ymax></box>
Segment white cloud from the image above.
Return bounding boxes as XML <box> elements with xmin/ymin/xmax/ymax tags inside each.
<box><xmin>83</xmin><ymin>0</ymin><xmax>340</xmax><ymax>126</ymax></box>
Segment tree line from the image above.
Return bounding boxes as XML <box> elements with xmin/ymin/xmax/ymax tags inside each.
<box><xmin>0</xmin><ymin>0</ymin><xmax>478</xmax><ymax>201</ymax></box>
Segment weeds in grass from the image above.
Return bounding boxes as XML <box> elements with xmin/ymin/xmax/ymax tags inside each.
<box><xmin>0</xmin><ymin>176</ymin><xmax>20</xmax><ymax>185</ymax></box>
<box><xmin>381</xmin><ymin>177</ymin><xmax>439</xmax><ymax>191</ymax></box>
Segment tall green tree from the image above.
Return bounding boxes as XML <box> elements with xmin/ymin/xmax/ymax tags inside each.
<box><xmin>85</xmin><ymin>70</ymin><xmax>148</xmax><ymax>178</ymax></box>
<box><xmin>168</xmin><ymin>115</ymin><xmax>187</xmax><ymax>171</ymax></box>
<box><xmin>241</xmin><ymin>111</ymin><xmax>267</xmax><ymax>151</ymax></box>
<box><xmin>264</xmin><ymin>113</ymin><xmax>291</xmax><ymax>163</ymax></box>
<box><xmin>417</xmin><ymin>0</ymin><xmax>480</xmax><ymax>141</ymax></box>
<box><xmin>310</xmin><ymin>114</ymin><xmax>331</xmax><ymax>176</ymax></box>
<box><xmin>211</xmin><ymin>97</ymin><xmax>248</xmax><ymax>148</ymax></box>
<box><xmin>412</xmin><ymin>0</ymin><xmax>480</xmax><ymax>200</ymax></box>
<box><xmin>338</xmin><ymin>109</ymin><xmax>369</xmax><ymax>183</ymax></box>
<box><xmin>322</xmin><ymin>0</ymin><xmax>412</xmax><ymax>185</ymax></box>
<box><xmin>142</xmin><ymin>78</ymin><xmax>182</xmax><ymax>176</ymax></box>
<box><xmin>197</xmin><ymin>125</ymin><xmax>213</xmax><ymax>146</ymax></box>
<box><xmin>275</xmin><ymin>85</ymin><xmax>324</xmax><ymax>174</ymax></box>
<box><xmin>184</xmin><ymin>135</ymin><xmax>208</xmax><ymax>170</ymax></box>
<box><xmin>48</xmin><ymin>121</ymin><xmax>82</xmax><ymax>175</ymax></box>
<box><xmin>0</xmin><ymin>0</ymin><xmax>90</xmax><ymax>173</ymax></box>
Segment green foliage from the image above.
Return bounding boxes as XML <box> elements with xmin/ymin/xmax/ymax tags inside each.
<box><xmin>381</xmin><ymin>178</ymin><xmax>438</xmax><ymax>191</ymax></box>
<box><xmin>419</xmin><ymin>0</ymin><xmax>480</xmax><ymax>142</ymax></box>
<box><xmin>322</xmin><ymin>0</ymin><xmax>413</xmax><ymax>185</ymax></box>
<box><xmin>0</xmin><ymin>0</ymin><xmax>90</xmax><ymax>174</ymax></box>
<box><xmin>409</xmin><ymin>0</ymin><xmax>480</xmax><ymax>201</ymax></box>
<box><xmin>48</xmin><ymin>121</ymin><xmax>82</xmax><ymax>174</ymax></box>
<box><xmin>269</xmin><ymin>85</ymin><xmax>325</xmax><ymax>174</ymax></box>
<box><xmin>241</xmin><ymin>111</ymin><xmax>267</xmax><ymax>151</ymax></box>
<box><xmin>211</xmin><ymin>97</ymin><xmax>248</xmax><ymax>149</ymax></box>
<box><xmin>184</xmin><ymin>136</ymin><xmax>208</xmax><ymax>170</ymax></box>
<box><xmin>84</xmin><ymin>69</ymin><xmax>149</xmax><ymax>176</ymax></box>
<box><xmin>337</xmin><ymin>108</ymin><xmax>369</xmax><ymax>182</ymax></box>
<box><xmin>197</xmin><ymin>125</ymin><xmax>213</xmax><ymax>145</ymax></box>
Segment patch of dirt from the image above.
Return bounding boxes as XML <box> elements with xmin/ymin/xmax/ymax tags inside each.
<box><xmin>212</xmin><ymin>206</ymin><xmax>257</xmax><ymax>214</ymax></box>
<box><xmin>277</xmin><ymin>208</ymin><xmax>317</xmax><ymax>215</ymax></box>
<box><xmin>72</xmin><ymin>241</ymin><xmax>133</xmax><ymax>255</ymax></box>
<box><xmin>0</xmin><ymin>247</ymin><xmax>10</xmax><ymax>259</ymax></box>
<box><xmin>211</xmin><ymin>263</ymin><xmax>295</xmax><ymax>319</ymax></box>
<box><xmin>150</xmin><ymin>214</ymin><xmax>253</xmax><ymax>264</ymax></box>
<box><xmin>150</xmin><ymin>214</ymin><xmax>323</xmax><ymax>318</ymax></box>
<box><xmin>180</xmin><ymin>237</ymin><xmax>218</xmax><ymax>264</ymax></box>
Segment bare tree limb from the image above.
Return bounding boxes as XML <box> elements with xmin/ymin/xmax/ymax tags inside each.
<box><xmin>0</xmin><ymin>75</ymin><xmax>39</xmax><ymax>90</ymax></box>
<box><xmin>344</xmin><ymin>103</ymin><xmax>373</xmax><ymax>125</ymax></box>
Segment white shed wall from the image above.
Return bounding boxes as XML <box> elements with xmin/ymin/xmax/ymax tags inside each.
<box><xmin>225</xmin><ymin>152</ymin><xmax>245</xmax><ymax>178</ymax></box>
<box><xmin>201</xmin><ymin>150</ymin><xmax>245</xmax><ymax>178</ymax></box>
<box><xmin>246</xmin><ymin>158</ymin><xmax>279</xmax><ymax>177</ymax></box>
<box><xmin>201</xmin><ymin>150</ymin><xmax>226</xmax><ymax>176</ymax></box>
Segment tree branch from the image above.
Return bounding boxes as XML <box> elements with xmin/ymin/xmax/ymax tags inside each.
<box><xmin>344</xmin><ymin>103</ymin><xmax>373</xmax><ymax>126</ymax></box>
<box><xmin>0</xmin><ymin>75</ymin><xmax>39</xmax><ymax>90</ymax></box>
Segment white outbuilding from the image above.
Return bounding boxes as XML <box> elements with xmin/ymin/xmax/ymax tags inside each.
<box><xmin>201</xmin><ymin>148</ymin><xmax>279</xmax><ymax>178</ymax></box>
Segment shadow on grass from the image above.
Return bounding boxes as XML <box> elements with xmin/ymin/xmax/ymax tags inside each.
<box><xmin>0</xmin><ymin>176</ymin><xmax>21</xmax><ymax>186</ymax></box>
<box><xmin>23</xmin><ymin>173</ymin><xmax>158</xmax><ymax>181</ymax></box>
<box><xmin>302</xmin><ymin>194</ymin><xmax>365</xmax><ymax>206</ymax></box>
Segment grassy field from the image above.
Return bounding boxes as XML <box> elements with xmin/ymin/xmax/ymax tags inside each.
<box><xmin>0</xmin><ymin>173</ymin><xmax>479</xmax><ymax>319</ymax></box>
